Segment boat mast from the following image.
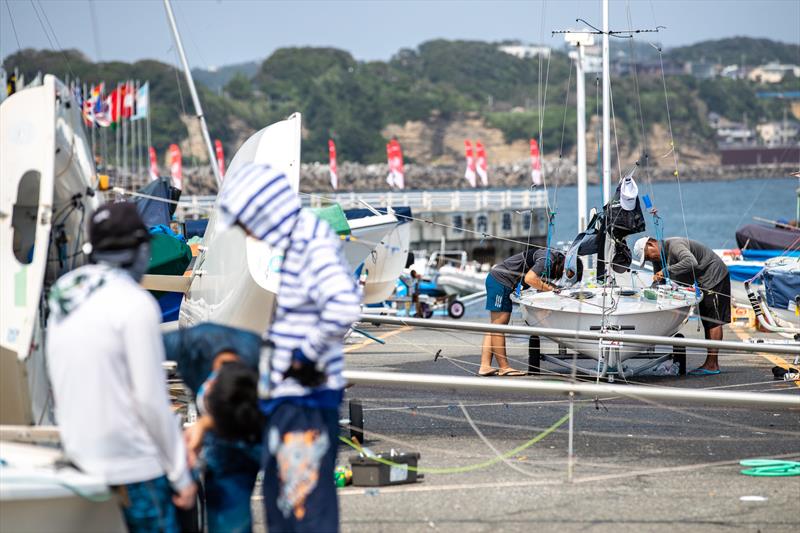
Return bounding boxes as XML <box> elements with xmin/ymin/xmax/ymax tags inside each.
<box><xmin>565</xmin><ymin>32</ymin><xmax>592</xmax><ymax>233</ymax></box>
<box><xmin>601</xmin><ymin>0</ymin><xmax>611</xmax><ymax>205</ymax></box>
<box><xmin>162</xmin><ymin>0</ymin><xmax>223</xmax><ymax>188</ymax></box>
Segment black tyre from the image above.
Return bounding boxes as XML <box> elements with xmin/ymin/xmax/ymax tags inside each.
<box><xmin>421</xmin><ymin>303</ymin><xmax>434</xmax><ymax>319</ymax></box>
<box><xmin>448</xmin><ymin>300</ymin><xmax>465</xmax><ymax>319</ymax></box>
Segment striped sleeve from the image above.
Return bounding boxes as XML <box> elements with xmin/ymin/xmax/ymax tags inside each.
<box><xmin>298</xmin><ymin>227</ymin><xmax>361</xmax><ymax>362</ymax></box>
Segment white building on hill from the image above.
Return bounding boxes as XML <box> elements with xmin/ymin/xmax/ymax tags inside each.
<box><xmin>748</xmin><ymin>63</ymin><xmax>800</xmax><ymax>84</ymax></box>
<box><xmin>498</xmin><ymin>44</ymin><xmax>551</xmax><ymax>60</ymax></box>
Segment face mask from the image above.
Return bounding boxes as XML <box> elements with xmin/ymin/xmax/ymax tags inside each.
<box><xmin>126</xmin><ymin>242</ymin><xmax>151</xmax><ymax>283</ymax></box>
<box><xmin>92</xmin><ymin>242</ymin><xmax>151</xmax><ymax>282</ymax></box>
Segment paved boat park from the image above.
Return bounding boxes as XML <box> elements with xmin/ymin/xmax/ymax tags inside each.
<box><xmin>250</xmin><ymin>304</ymin><xmax>800</xmax><ymax>532</ymax></box>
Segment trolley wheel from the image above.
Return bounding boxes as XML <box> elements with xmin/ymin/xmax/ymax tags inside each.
<box><xmin>349</xmin><ymin>399</ymin><xmax>364</xmax><ymax>444</ymax></box>
<box><xmin>448</xmin><ymin>300</ymin><xmax>465</xmax><ymax>319</ymax></box>
<box><xmin>672</xmin><ymin>333</ymin><xmax>687</xmax><ymax>376</ymax></box>
<box><xmin>528</xmin><ymin>335</ymin><xmax>541</xmax><ymax>374</ymax></box>
<box><xmin>421</xmin><ymin>303</ymin><xmax>434</xmax><ymax>319</ymax></box>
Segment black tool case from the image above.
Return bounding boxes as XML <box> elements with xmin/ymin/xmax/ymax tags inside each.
<box><xmin>349</xmin><ymin>452</ymin><xmax>421</xmax><ymax>486</ymax></box>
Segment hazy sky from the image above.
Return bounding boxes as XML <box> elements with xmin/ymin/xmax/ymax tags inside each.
<box><xmin>2</xmin><ymin>0</ymin><xmax>799</xmax><ymax>69</ymax></box>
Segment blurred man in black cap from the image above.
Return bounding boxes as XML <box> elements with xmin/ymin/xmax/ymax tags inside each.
<box><xmin>47</xmin><ymin>203</ymin><xmax>196</xmax><ymax>532</ymax></box>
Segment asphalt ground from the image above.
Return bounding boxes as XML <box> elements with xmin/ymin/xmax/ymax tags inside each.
<box><xmin>328</xmin><ymin>306</ymin><xmax>800</xmax><ymax>533</ymax></box>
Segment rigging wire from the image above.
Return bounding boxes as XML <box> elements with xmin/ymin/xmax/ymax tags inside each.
<box><xmin>654</xmin><ymin>37</ymin><xmax>700</xmax><ymax>290</ymax></box>
<box><xmin>30</xmin><ymin>0</ymin><xmax>76</xmax><ymax>79</ymax></box>
<box><xmin>4</xmin><ymin>0</ymin><xmax>22</xmax><ymax>52</ymax></box>
<box><xmin>625</xmin><ymin>1</ymin><xmax>656</xmax><ymax>203</ymax></box>
<box><xmin>87</xmin><ymin>0</ymin><xmax>102</xmax><ymax>62</ymax></box>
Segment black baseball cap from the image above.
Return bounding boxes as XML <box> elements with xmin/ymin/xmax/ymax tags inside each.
<box><xmin>89</xmin><ymin>203</ymin><xmax>150</xmax><ymax>252</ymax></box>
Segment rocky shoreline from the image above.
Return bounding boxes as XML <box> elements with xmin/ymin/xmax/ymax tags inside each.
<box><xmin>178</xmin><ymin>161</ymin><xmax>797</xmax><ymax>196</ymax></box>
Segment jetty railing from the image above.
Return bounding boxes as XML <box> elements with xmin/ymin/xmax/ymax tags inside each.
<box><xmin>176</xmin><ymin>188</ymin><xmax>549</xmax><ymax>218</ymax></box>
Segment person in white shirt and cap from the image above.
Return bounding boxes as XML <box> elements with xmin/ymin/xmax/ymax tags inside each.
<box><xmin>631</xmin><ymin>236</ymin><xmax>730</xmax><ymax>375</ymax></box>
<box><xmin>47</xmin><ymin>203</ymin><xmax>196</xmax><ymax>532</ymax></box>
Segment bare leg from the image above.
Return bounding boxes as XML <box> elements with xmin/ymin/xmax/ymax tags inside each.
<box><xmin>699</xmin><ymin>325</ymin><xmax>722</xmax><ymax>371</ymax></box>
<box><xmin>480</xmin><ymin>311</ymin><xmax>511</xmax><ymax>373</ymax></box>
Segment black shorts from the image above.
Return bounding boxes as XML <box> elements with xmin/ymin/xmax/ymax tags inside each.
<box><xmin>699</xmin><ymin>276</ymin><xmax>731</xmax><ymax>330</ymax></box>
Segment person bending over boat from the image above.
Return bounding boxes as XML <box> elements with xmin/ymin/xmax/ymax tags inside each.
<box><xmin>217</xmin><ymin>162</ymin><xmax>361</xmax><ymax>533</ymax></box>
<box><xmin>480</xmin><ymin>248</ymin><xmax>582</xmax><ymax>377</ymax></box>
<box><xmin>632</xmin><ymin>237</ymin><xmax>730</xmax><ymax>375</ymax></box>
<box><xmin>47</xmin><ymin>203</ymin><xmax>196</xmax><ymax>532</ymax></box>
<box><xmin>162</xmin><ymin>323</ymin><xmax>264</xmax><ymax>533</ymax></box>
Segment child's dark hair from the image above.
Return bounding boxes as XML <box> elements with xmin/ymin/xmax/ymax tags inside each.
<box><xmin>205</xmin><ymin>361</ymin><xmax>264</xmax><ymax>442</ymax></box>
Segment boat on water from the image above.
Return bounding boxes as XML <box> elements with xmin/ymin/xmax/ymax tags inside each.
<box><xmin>0</xmin><ymin>74</ymin><xmax>126</xmax><ymax>531</ymax></box>
<box><xmin>717</xmin><ymin>176</ymin><xmax>799</xmax><ymax>308</ymax></box>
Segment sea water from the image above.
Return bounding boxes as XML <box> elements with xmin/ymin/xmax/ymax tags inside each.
<box><xmin>544</xmin><ymin>177</ymin><xmax>796</xmax><ymax>249</ymax></box>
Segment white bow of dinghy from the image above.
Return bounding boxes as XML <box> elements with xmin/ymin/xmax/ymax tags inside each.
<box><xmin>178</xmin><ymin>113</ymin><xmax>302</xmax><ymax>334</ymax></box>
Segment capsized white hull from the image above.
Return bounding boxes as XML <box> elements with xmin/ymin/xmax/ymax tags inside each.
<box><xmin>436</xmin><ymin>265</ymin><xmax>488</xmax><ymax>296</ymax></box>
<box><xmin>179</xmin><ymin>114</ymin><xmax>302</xmax><ymax>334</ymax></box>
<box><xmin>0</xmin><ymin>75</ymin><xmax>99</xmax><ymax>424</ymax></box>
<box><xmin>0</xmin><ymin>440</ymin><xmax>125</xmax><ymax>533</ymax></box>
<box><xmin>360</xmin><ymin>221</ymin><xmax>411</xmax><ymax>304</ymax></box>
<box><xmin>341</xmin><ymin>214</ymin><xmax>398</xmax><ymax>272</ymax></box>
<box><xmin>514</xmin><ymin>286</ymin><xmax>698</xmax><ymax>360</ymax></box>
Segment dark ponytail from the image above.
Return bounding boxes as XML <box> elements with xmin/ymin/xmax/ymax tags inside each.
<box><xmin>206</xmin><ymin>361</ymin><xmax>264</xmax><ymax>442</ymax></box>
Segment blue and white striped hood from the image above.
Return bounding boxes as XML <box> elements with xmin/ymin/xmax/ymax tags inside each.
<box><xmin>216</xmin><ymin>161</ymin><xmax>361</xmax><ymax>403</ymax></box>
<box><xmin>217</xmin><ymin>162</ymin><xmax>300</xmax><ymax>249</ymax></box>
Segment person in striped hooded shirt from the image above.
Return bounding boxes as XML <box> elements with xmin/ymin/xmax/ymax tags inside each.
<box><xmin>217</xmin><ymin>162</ymin><xmax>360</xmax><ymax>532</ymax></box>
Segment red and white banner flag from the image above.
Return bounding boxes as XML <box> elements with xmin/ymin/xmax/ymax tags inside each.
<box><xmin>464</xmin><ymin>140</ymin><xmax>477</xmax><ymax>188</ymax></box>
<box><xmin>328</xmin><ymin>139</ymin><xmax>338</xmax><ymax>190</ymax></box>
<box><xmin>122</xmin><ymin>81</ymin><xmax>135</xmax><ymax>119</ymax></box>
<box><xmin>475</xmin><ymin>141</ymin><xmax>488</xmax><ymax>187</ymax></box>
<box><xmin>148</xmin><ymin>146</ymin><xmax>159</xmax><ymax>181</ymax></box>
<box><xmin>214</xmin><ymin>139</ymin><xmax>226</xmax><ymax>179</ymax></box>
<box><xmin>386</xmin><ymin>139</ymin><xmax>405</xmax><ymax>189</ymax></box>
<box><xmin>530</xmin><ymin>138</ymin><xmax>542</xmax><ymax>186</ymax></box>
<box><xmin>107</xmin><ymin>83</ymin><xmax>122</xmax><ymax>124</ymax></box>
<box><xmin>169</xmin><ymin>144</ymin><xmax>183</xmax><ymax>189</ymax></box>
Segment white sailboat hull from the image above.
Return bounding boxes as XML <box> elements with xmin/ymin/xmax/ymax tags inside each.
<box><xmin>179</xmin><ymin>114</ymin><xmax>302</xmax><ymax>334</ymax></box>
<box><xmin>515</xmin><ymin>287</ymin><xmax>697</xmax><ymax>360</ymax></box>
<box><xmin>341</xmin><ymin>214</ymin><xmax>398</xmax><ymax>272</ymax></box>
<box><xmin>0</xmin><ymin>440</ymin><xmax>125</xmax><ymax>533</ymax></box>
<box><xmin>436</xmin><ymin>265</ymin><xmax>488</xmax><ymax>296</ymax></box>
<box><xmin>360</xmin><ymin>221</ymin><xmax>411</xmax><ymax>304</ymax></box>
<box><xmin>0</xmin><ymin>76</ymin><xmax>99</xmax><ymax>424</ymax></box>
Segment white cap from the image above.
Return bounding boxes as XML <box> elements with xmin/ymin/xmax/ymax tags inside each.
<box><xmin>631</xmin><ymin>237</ymin><xmax>649</xmax><ymax>268</ymax></box>
<box><xmin>620</xmin><ymin>175</ymin><xmax>638</xmax><ymax>211</ymax></box>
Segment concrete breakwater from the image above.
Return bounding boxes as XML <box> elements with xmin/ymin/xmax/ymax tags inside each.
<box><xmin>171</xmin><ymin>161</ymin><xmax>797</xmax><ymax>196</ymax></box>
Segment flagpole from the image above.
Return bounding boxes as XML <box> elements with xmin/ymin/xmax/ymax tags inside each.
<box><xmin>132</xmin><ymin>81</ymin><xmax>138</xmax><ymax>185</ymax></box>
<box><xmin>115</xmin><ymin>82</ymin><xmax>121</xmax><ymax>177</ymax></box>
<box><xmin>137</xmin><ymin>81</ymin><xmax>144</xmax><ymax>185</ymax></box>
<box><xmin>146</xmin><ymin>80</ymin><xmax>152</xmax><ymax>154</ymax></box>
<box><xmin>163</xmin><ymin>0</ymin><xmax>222</xmax><ymax>187</ymax></box>
<box><xmin>122</xmin><ymin>83</ymin><xmax>128</xmax><ymax>185</ymax></box>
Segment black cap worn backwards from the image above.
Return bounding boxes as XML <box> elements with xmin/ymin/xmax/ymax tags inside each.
<box><xmin>89</xmin><ymin>203</ymin><xmax>150</xmax><ymax>252</ymax></box>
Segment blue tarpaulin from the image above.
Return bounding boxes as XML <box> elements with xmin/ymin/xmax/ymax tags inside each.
<box><xmin>161</xmin><ymin>323</ymin><xmax>261</xmax><ymax>394</ymax></box>
<box><xmin>761</xmin><ymin>264</ymin><xmax>800</xmax><ymax>313</ymax></box>
<box><xmin>134</xmin><ymin>177</ymin><xmax>181</xmax><ymax>228</ymax></box>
